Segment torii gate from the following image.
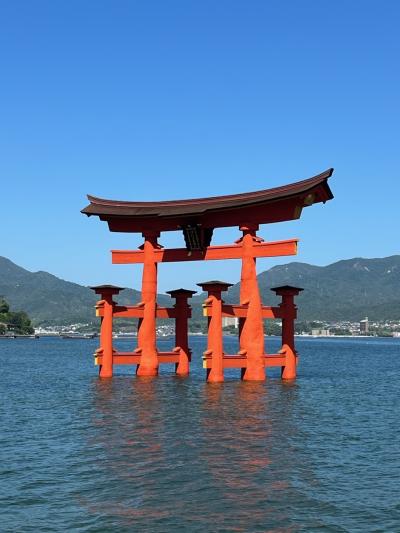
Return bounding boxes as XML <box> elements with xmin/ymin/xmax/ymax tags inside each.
<box><xmin>82</xmin><ymin>168</ymin><xmax>333</xmax><ymax>382</ymax></box>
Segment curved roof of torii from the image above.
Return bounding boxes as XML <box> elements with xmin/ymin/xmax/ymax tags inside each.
<box><xmin>81</xmin><ymin>168</ymin><xmax>334</xmax><ymax>233</ymax></box>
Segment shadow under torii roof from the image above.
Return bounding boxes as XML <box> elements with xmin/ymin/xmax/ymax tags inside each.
<box><xmin>81</xmin><ymin>168</ymin><xmax>334</xmax><ymax>234</ymax></box>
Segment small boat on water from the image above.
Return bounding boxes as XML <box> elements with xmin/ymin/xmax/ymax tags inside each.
<box><xmin>61</xmin><ymin>333</ymin><xmax>97</xmax><ymax>339</ymax></box>
<box><xmin>0</xmin><ymin>334</ymin><xmax>39</xmax><ymax>339</ymax></box>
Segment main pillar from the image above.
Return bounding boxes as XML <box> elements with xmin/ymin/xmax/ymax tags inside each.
<box><xmin>271</xmin><ymin>285</ymin><xmax>303</xmax><ymax>380</ymax></box>
<box><xmin>238</xmin><ymin>223</ymin><xmax>265</xmax><ymax>381</ymax></box>
<box><xmin>137</xmin><ymin>231</ymin><xmax>161</xmax><ymax>376</ymax></box>
<box><xmin>91</xmin><ymin>285</ymin><xmax>123</xmax><ymax>378</ymax></box>
<box><xmin>166</xmin><ymin>288</ymin><xmax>196</xmax><ymax>375</ymax></box>
<box><xmin>198</xmin><ymin>281</ymin><xmax>232</xmax><ymax>383</ymax></box>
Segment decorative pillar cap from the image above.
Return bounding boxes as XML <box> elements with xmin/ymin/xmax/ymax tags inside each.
<box><xmin>90</xmin><ymin>284</ymin><xmax>124</xmax><ymax>296</ymax></box>
<box><xmin>166</xmin><ymin>288</ymin><xmax>197</xmax><ymax>298</ymax></box>
<box><xmin>197</xmin><ymin>280</ymin><xmax>233</xmax><ymax>292</ymax></box>
<box><xmin>271</xmin><ymin>285</ymin><xmax>303</xmax><ymax>296</ymax></box>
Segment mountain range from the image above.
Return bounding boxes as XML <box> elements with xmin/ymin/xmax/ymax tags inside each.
<box><xmin>224</xmin><ymin>256</ymin><xmax>400</xmax><ymax>321</ymax></box>
<box><xmin>0</xmin><ymin>256</ymin><xmax>171</xmax><ymax>325</ymax></box>
<box><xmin>0</xmin><ymin>255</ymin><xmax>399</xmax><ymax>325</ymax></box>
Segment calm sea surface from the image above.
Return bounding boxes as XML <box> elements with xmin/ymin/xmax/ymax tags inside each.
<box><xmin>1</xmin><ymin>336</ymin><xmax>399</xmax><ymax>532</ymax></box>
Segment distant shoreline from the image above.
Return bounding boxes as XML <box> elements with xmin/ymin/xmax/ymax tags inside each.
<box><xmin>2</xmin><ymin>334</ymin><xmax>398</xmax><ymax>340</ymax></box>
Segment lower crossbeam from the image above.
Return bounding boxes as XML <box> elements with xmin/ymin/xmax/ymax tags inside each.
<box><xmin>202</xmin><ymin>353</ymin><xmax>291</xmax><ymax>369</ymax></box>
<box><xmin>95</xmin><ymin>350</ymin><xmax>181</xmax><ymax>366</ymax></box>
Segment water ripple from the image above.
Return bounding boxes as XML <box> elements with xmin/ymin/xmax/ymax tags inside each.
<box><xmin>0</xmin><ymin>336</ymin><xmax>399</xmax><ymax>531</ymax></box>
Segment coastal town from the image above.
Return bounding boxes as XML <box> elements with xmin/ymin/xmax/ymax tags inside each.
<box><xmin>28</xmin><ymin>317</ymin><xmax>400</xmax><ymax>339</ymax></box>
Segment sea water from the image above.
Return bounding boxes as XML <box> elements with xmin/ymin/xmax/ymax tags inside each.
<box><xmin>1</xmin><ymin>336</ymin><xmax>399</xmax><ymax>532</ymax></box>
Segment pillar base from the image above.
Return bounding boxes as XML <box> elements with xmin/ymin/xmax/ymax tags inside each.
<box><xmin>175</xmin><ymin>349</ymin><xmax>190</xmax><ymax>375</ymax></box>
<box><xmin>281</xmin><ymin>344</ymin><xmax>296</xmax><ymax>380</ymax></box>
<box><xmin>175</xmin><ymin>367</ymin><xmax>190</xmax><ymax>376</ymax></box>
<box><xmin>136</xmin><ymin>365</ymin><xmax>159</xmax><ymax>377</ymax></box>
<box><xmin>207</xmin><ymin>376</ymin><xmax>224</xmax><ymax>383</ymax></box>
<box><xmin>99</xmin><ymin>367</ymin><xmax>113</xmax><ymax>378</ymax></box>
<box><xmin>207</xmin><ymin>369</ymin><xmax>224</xmax><ymax>383</ymax></box>
<box><xmin>242</xmin><ymin>370</ymin><xmax>266</xmax><ymax>382</ymax></box>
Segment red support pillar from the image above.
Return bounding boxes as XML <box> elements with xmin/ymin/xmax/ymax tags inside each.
<box><xmin>166</xmin><ymin>288</ymin><xmax>196</xmax><ymax>376</ymax></box>
<box><xmin>237</xmin><ymin>223</ymin><xmax>266</xmax><ymax>381</ymax></box>
<box><xmin>271</xmin><ymin>285</ymin><xmax>303</xmax><ymax>380</ymax></box>
<box><xmin>137</xmin><ymin>231</ymin><xmax>161</xmax><ymax>377</ymax></box>
<box><xmin>90</xmin><ymin>285</ymin><xmax>124</xmax><ymax>378</ymax></box>
<box><xmin>198</xmin><ymin>281</ymin><xmax>232</xmax><ymax>383</ymax></box>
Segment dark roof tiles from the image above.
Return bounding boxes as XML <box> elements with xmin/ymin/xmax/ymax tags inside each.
<box><xmin>82</xmin><ymin>169</ymin><xmax>333</xmax><ymax>219</ymax></box>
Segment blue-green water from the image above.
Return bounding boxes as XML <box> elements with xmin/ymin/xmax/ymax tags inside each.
<box><xmin>1</xmin><ymin>336</ymin><xmax>399</xmax><ymax>532</ymax></box>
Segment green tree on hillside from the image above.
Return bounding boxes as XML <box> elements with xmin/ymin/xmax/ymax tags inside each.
<box><xmin>0</xmin><ymin>298</ymin><xmax>34</xmax><ymax>335</ymax></box>
<box><xmin>0</xmin><ymin>298</ymin><xmax>10</xmax><ymax>314</ymax></box>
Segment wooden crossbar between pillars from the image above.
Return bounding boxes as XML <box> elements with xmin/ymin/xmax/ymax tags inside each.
<box><xmin>96</xmin><ymin>303</ymin><xmax>279</xmax><ymax>320</ymax></box>
<box><xmin>112</xmin><ymin>238</ymin><xmax>298</xmax><ymax>264</ymax></box>
<box><xmin>96</xmin><ymin>305</ymin><xmax>189</xmax><ymax>319</ymax></box>
<box><xmin>201</xmin><ymin>353</ymin><xmax>290</xmax><ymax>369</ymax></box>
<box><xmin>95</xmin><ymin>350</ymin><xmax>183</xmax><ymax>366</ymax></box>
<box><xmin>220</xmin><ymin>304</ymin><xmax>283</xmax><ymax>319</ymax></box>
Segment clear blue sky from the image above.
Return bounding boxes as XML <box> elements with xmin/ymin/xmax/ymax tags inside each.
<box><xmin>1</xmin><ymin>0</ymin><xmax>399</xmax><ymax>293</ymax></box>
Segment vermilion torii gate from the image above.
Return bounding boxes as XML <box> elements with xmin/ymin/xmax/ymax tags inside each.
<box><xmin>82</xmin><ymin>169</ymin><xmax>333</xmax><ymax>381</ymax></box>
